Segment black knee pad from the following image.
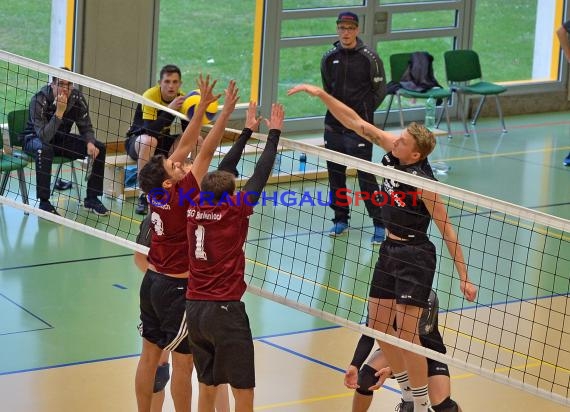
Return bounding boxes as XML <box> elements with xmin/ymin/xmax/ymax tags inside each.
<box><xmin>432</xmin><ymin>396</ymin><xmax>460</xmax><ymax>412</ymax></box>
<box><xmin>355</xmin><ymin>364</ymin><xmax>377</xmax><ymax>396</ymax></box>
<box><xmin>419</xmin><ymin>290</ymin><xmax>439</xmax><ymax>335</ymax></box>
<box><xmin>153</xmin><ymin>362</ymin><xmax>170</xmax><ymax>393</ymax></box>
<box><xmin>427</xmin><ymin>359</ymin><xmax>450</xmax><ymax>377</ymax></box>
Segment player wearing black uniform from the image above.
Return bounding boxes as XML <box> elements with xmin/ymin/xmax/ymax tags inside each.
<box><xmin>287</xmin><ymin>83</ymin><xmax>477</xmax><ymax>412</ymax></box>
<box><xmin>345</xmin><ymin>291</ymin><xmax>462</xmax><ymax>412</ymax></box>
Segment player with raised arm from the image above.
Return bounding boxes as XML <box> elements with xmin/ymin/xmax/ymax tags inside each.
<box><xmin>288</xmin><ymin>84</ymin><xmax>476</xmax><ymax>412</ymax></box>
<box><xmin>134</xmin><ymin>75</ymin><xmax>238</xmax><ymax>412</ymax></box>
<box><xmin>185</xmin><ymin>103</ymin><xmax>284</xmax><ymax>412</ymax></box>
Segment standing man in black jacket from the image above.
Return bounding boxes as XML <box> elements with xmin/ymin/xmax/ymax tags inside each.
<box><xmin>22</xmin><ymin>70</ymin><xmax>109</xmax><ymax>216</ymax></box>
<box><xmin>321</xmin><ymin>11</ymin><xmax>387</xmax><ymax>243</ymax></box>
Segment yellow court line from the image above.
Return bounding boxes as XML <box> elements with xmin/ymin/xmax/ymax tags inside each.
<box><xmin>254</xmin><ymin>391</ymin><xmax>354</xmax><ymax>410</ymax></box>
<box><xmin>253</xmin><ymin>361</ymin><xmax>553</xmax><ymax>410</ymax></box>
<box><xmin>438</xmin><ymin>321</ymin><xmax>570</xmax><ymax>375</ymax></box>
<box><xmin>444</xmin><ymin>199</ymin><xmax>570</xmax><ymax>242</ymax></box>
<box><xmin>250</xmin><ymin>255</ymin><xmax>570</xmax><ymax>375</ymax></box>
<box><xmin>246</xmin><ymin>258</ymin><xmax>367</xmax><ymax>304</ymax></box>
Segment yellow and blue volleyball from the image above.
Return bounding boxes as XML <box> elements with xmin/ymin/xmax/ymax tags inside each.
<box><xmin>182</xmin><ymin>90</ymin><xmax>219</xmax><ymax>124</ymax></box>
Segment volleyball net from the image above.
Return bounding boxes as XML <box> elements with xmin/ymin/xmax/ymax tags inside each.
<box><xmin>1</xmin><ymin>50</ymin><xmax>569</xmax><ymax>406</ymax></box>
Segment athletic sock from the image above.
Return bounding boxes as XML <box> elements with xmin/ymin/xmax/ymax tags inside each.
<box><xmin>412</xmin><ymin>384</ymin><xmax>431</xmax><ymax>412</ymax></box>
<box><xmin>393</xmin><ymin>371</ymin><xmax>413</xmax><ymax>402</ymax></box>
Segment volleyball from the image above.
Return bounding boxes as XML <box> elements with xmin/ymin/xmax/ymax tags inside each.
<box><xmin>182</xmin><ymin>90</ymin><xmax>219</xmax><ymax>124</ymax></box>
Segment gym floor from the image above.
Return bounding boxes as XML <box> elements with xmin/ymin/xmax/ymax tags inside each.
<box><xmin>0</xmin><ymin>112</ymin><xmax>569</xmax><ymax>411</ymax></box>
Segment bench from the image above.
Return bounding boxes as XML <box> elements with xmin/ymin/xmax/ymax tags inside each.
<box><xmin>103</xmin><ymin>136</ymin><xmax>328</xmax><ymax>199</ymax></box>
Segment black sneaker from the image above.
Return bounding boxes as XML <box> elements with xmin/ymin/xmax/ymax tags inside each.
<box><xmin>54</xmin><ymin>179</ymin><xmax>72</xmax><ymax>191</ymax></box>
<box><xmin>83</xmin><ymin>198</ymin><xmax>110</xmax><ymax>216</ymax></box>
<box><xmin>135</xmin><ymin>193</ymin><xmax>148</xmax><ymax>215</ymax></box>
<box><xmin>395</xmin><ymin>400</ymin><xmax>414</xmax><ymax>412</ymax></box>
<box><xmin>39</xmin><ymin>200</ymin><xmax>60</xmax><ymax>216</ymax></box>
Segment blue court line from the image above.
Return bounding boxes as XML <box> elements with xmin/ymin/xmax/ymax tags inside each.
<box><xmin>254</xmin><ymin>324</ymin><xmax>341</xmax><ymax>340</ymax></box>
<box><xmin>0</xmin><ymin>353</ymin><xmax>141</xmax><ymax>376</ymax></box>
<box><xmin>447</xmin><ymin>291</ymin><xmax>570</xmax><ymax>314</ymax></box>
<box><xmin>0</xmin><ymin>326</ymin><xmax>53</xmax><ymax>337</ymax></box>
<box><xmin>0</xmin><ymin>253</ymin><xmax>132</xmax><ymax>272</ymax></box>
<box><xmin>1</xmin><ymin>290</ymin><xmax>568</xmax><ymax>377</ymax></box>
<box><xmin>258</xmin><ymin>338</ymin><xmax>345</xmax><ymax>373</ymax></box>
<box><xmin>0</xmin><ymin>292</ymin><xmax>53</xmax><ymax>329</ymax></box>
<box><xmin>258</xmin><ymin>338</ymin><xmax>401</xmax><ymax>395</ymax></box>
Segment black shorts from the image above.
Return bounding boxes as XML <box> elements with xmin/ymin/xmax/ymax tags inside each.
<box><xmin>420</xmin><ymin>326</ymin><xmax>450</xmax><ymax>377</ymax></box>
<box><xmin>369</xmin><ymin>238</ymin><xmax>436</xmax><ymax>308</ymax></box>
<box><xmin>125</xmin><ymin>134</ymin><xmax>178</xmax><ymax>161</ymax></box>
<box><xmin>139</xmin><ymin>269</ymin><xmax>190</xmax><ymax>354</ymax></box>
<box><xmin>186</xmin><ymin>300</ymin><xmax>255</xmax><ymax>389</ymax></box>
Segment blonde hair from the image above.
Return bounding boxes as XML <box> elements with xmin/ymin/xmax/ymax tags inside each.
<box><xmin>407</xmin><ymin>122</ymin><xmax>435</xmax><ymax>160</ymax></box>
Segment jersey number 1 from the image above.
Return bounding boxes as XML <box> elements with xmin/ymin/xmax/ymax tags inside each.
<box><xmin>194</xmin><ymin>225</ymin><xmax>207</xmax><ymax>260</ymax></box>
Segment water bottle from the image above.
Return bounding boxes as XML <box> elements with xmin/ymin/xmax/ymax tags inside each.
<box><xmin>273</xmin><ymin>152</ymin><xmax>282</xmax><ymax>175</ymax></box>
<box><xmin>299</xmin><ymin>152</ymin><xmax>307</xmax><ymax>172</ymax></box>
<box><xmin>424</xmin><ymin>96</ymin><xmax>436</xmax><ymax>131</ymax></box>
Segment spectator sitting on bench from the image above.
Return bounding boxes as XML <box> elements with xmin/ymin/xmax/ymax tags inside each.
<box><xmin>124</xmin><ymin>64</ymin><xmax>189</xmax><ymax>215</ymax></box>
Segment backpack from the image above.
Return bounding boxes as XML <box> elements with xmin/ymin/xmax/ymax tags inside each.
<box><xmin>399</xmin><ymin>51</ymin><xmax>442</xmax><ymax>93</ymax></box>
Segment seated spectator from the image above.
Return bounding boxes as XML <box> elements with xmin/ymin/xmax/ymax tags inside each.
<box><xmin>124</xmin><ymin>64</ymin><xmax>189</xmax><ymax>215</ymax></box>
<box><xmin>22</xmin><ymin>69</ymin><xmax>109</xmax><ymax>216</ymax></box>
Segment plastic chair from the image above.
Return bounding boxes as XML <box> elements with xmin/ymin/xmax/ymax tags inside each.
<box><xmin>0</xmin><ymin>123</ymin><xmax>29</xmax><ymax>206</ymax></box>
<box><xmin>443</xmin><ymin>49</ymin><xmax>507</xmax><ymax>134</ymax></box>
<box><xmin>7</xmin><ymin>109</ymin><xmax>81</xmax><ymax>200</ymax></box>
<box><xmin>383</xmin><ymin>53</ymin><xmax>452</xmax><ymax>136</ymax></box>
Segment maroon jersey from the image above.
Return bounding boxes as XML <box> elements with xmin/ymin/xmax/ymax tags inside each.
<box><xmin>186</xmin><ymin>191</ymin><xmax>254</xmax><ymax>300</ymax></box>
<box><xmin>147</xmin><ymin>171</ymin><xmax>199</xmax><ymax>274</ymax></box>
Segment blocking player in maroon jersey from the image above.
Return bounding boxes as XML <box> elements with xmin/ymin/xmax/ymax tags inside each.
<box><xmin>134</xmin><ymin>75</ymin><xmax>238</xmax><ymax>412</ymax></box>
<box><xmin>185</xmin><ymin>103</ymin><xmax>284</xmax><ymax>412</ymax></box>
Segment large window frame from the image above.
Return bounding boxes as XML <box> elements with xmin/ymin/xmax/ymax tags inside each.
<box><xmin>257</xmin><ymin>0</ymin><xmax>568</xmax><ymax>132</ymax></box>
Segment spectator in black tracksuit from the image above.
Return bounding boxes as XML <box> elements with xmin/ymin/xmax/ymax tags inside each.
<box><xmin>321</xmin><ymin>11</ymin><xmax>387</xmax><ymax>242</ymax></box>
<box><xmin>22</xmin><ymin>71</ymin><xmax>109</xmax><ymax>216</ymax></box>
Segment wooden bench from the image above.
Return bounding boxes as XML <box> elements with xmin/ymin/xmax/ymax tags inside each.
<box><xmin>103</xmin><ymin>136</ymin><xmax>328</xmax><ymax>199</ymax></box>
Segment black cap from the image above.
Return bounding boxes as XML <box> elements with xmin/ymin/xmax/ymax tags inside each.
<box><xmin>336</xmin><ymin>12</ymin><xmax>359</xmax><ymax>26</ymax></box>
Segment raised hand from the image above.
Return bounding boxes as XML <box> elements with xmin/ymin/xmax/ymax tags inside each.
<box><xmin>244</xmin><ymin>101</ymin><xmax>262</xmax><ymax>132</ymax></box>
<box><xmin>287</xmin><ymin>84</ymin><xmax>322</xmax><ymax>97</ymax></box>
<box><xmin>221</xmin><ymin>80</ymin><xmax>239</xmax><ymax>114</ymax></box>
<box><xmin>264</xmin><ymin>103</ymin><xmax>284</xmax><ymax>130</ymax></box>
<box><xmin>196</xmin><ymin>73</ymin><xmax>220</xmax><ymax>108</ymax></box>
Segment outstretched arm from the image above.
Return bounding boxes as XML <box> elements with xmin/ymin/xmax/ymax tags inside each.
<box><xmin>422</xmin><ymin>190</ymin><xmax>477</xmax><ymax>301</ymax></box>
<box><xmin>217</xmin><ymin>100</ymin><xmax>263</xmax><ymax>176</ymax></box>
<box><xmin>287</xmin><ymin>84</ymin><xmax>397</xmax><ymax>152</ymax></box>
<box><xmin>242</xmin><ymin>103</ymin><xmax>284</xmax><ymax>201</ymax></box>
<box><xmin>169</xmin><ymin>74</ymin><xmax>219</xmax><ymax>164</ymax></box>
<box><xmin>191</xmin><ymin>80</ymin><xmax>239</xmax><ymax>184</ymax></box>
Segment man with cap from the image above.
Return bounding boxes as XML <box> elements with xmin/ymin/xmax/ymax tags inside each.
<box><xmin>321</xmin><ymin>11</ymin><xmax>388</xmax><ymax>242</ymax></box>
